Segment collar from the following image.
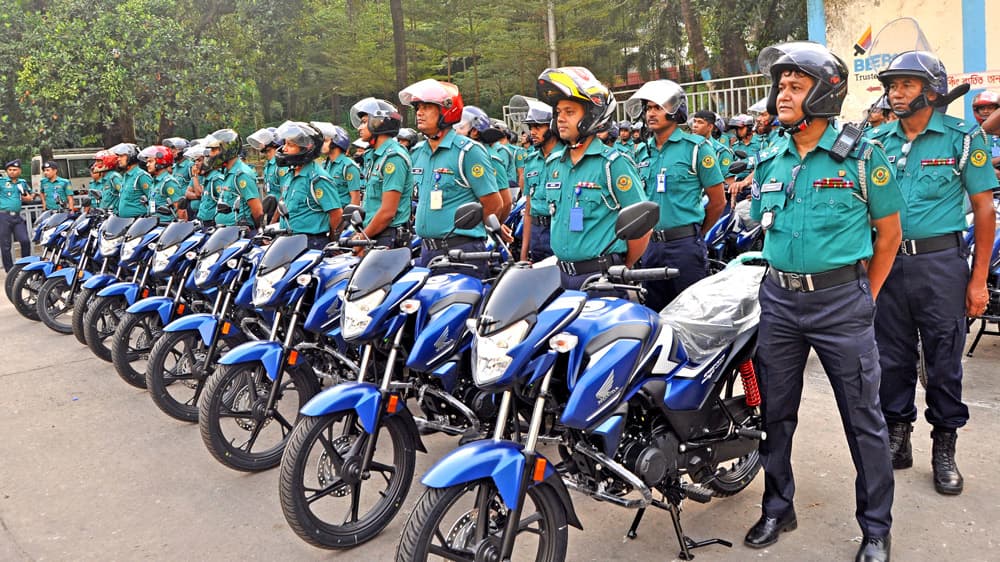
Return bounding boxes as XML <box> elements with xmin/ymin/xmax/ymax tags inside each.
<box><xmin>373</xmin><ymin>137</ymin><xmax>400</xmax><ymax>157</ymax></box>
<box><xmin>435</xmin><ymin>128</ymin><xmax>458</xmax><ymax>149</ymax></box>
<box><xmin>772</xmin><ymin>121</ymin><xmax>838</xmax><ymax>156</ymax></box>
<box><xmin>889</xmin><ymin>108</ymin><xmax>945</xmax><ymax>142</ymax></box>
<box><xmin>559</xmin><ymin>137</ymin><xmax>605</xmax><ymax>162</ymax></box>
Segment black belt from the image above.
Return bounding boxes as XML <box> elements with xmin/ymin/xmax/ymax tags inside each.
<box><xmin>558</xmin><ymin>254</ymin><xmax>621</xmax><ymax>276</ymax></box>
<box><xmin>898</xmin><ymin>232</ymin><xmax>961</xmax><ymax>256</ymax></box>
<box><xmin>2</xmin><ymin>210</ymin><xmax>18</xmax><ymax>216</ymax></box>
<box><xmin>651</xmin><ymin>224</ymin><xmax>699</xmax><ymax>243</ymax></box>
<box><xmin>531</xmin><ymin>215</ymin><xmax>551</xmax><ymax>227</ymax></box>
<box><xmin>423</xmin><ymin>235</ymin><xmax>481</xmax><ymax>251</ymax></box>
<box><xmin>306</xmin><ymin>233</ymin><xmax>332</xmax><ymax>243</ymax></box>
<box><xmin>768</xmin><ymin>263</ymin><xmax>860</xmax><ymax>292</ymax></box>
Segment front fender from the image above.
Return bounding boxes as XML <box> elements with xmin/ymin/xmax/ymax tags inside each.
<box><xmin>422</xmin><ymin>440</ymin><xmax>558</xmax><ymax>512</ymax></box>
<box><xmin>83</xmin><ymin>273</ymin><xmax>119</xmax><ymax>290</ymax></box>
<box><xmin>14</xmin><ymin>256</ymin><xmax>40</xmax><ymax>266</ymax></box>
<box><xmin>126</xmin><ymin>296</ymin><xmax>175</xmax><ymax>325</ymax></box>
<box><xmin>45</xmin><ymin>266</ymin><xmax>85</xmax><ymax>282</ymax></box>
<box><xmin>297</xmin><ymin>383</ymin><xmax>427</xmax><ymax>452</ymax></box>
<box><xmin>97</xmin><ymin>281</ymin><xmax>139</xmax><ymax>304</ymax></box>
<box><xmin>23</xmin><ymin>260</ymin><xmax>55</xmax><ymax>275</ymax></box>
<box><xmin>164</xmin><ymin>313</ymin><xmax>241</xmax><ymax>346</ymax></box>
<box><xmin>217</xmin><ymin>340</ymin><xmax>283</xmax><ymax>381</ymax></box>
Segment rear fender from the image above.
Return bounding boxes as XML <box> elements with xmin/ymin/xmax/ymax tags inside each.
<box><xmin>125</xmin><ymin>296</ymin><xmax>174</xmax><ymax>325</ymax></box>
<box><xmin>422</xmin><ymin>440</ymin><xmax>574</xmax><ymax>521</ymax></box>
<box><xmin>217</xmin><ymin>340</ymin><xmax>284</xmax><ymax>381</ymax></box>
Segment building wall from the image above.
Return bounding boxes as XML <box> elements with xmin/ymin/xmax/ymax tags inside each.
<box><xmin>816</xmin><ymin>0</ymin><xmax>994</xmax><ymax>123</ymax></box>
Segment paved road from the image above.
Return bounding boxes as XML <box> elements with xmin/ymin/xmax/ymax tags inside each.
<box><xmin>1</xmin><ymin>277</ymin><xmax>998</xmax><ymax>561</ymax></box>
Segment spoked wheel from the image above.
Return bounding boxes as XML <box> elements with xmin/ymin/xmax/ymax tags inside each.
<box><xmin>72</xmin><ymin>287</ymin><xmax>98</xmax><ymax>345</ymax></box>
<box><xmin>5</xmin><ymin>262</ymin><xmax>27</xmax><ymax>302</ymax></box>
<box><xmin>37</xmin><ymin>276</ymin><xmax>75</xmax><ymax>334</ymax></box>
<box><xmin>146</xmin><ymin>330</ymin><xmax>240</xmax><ymax>422</ymax></box>
<box><xmin>84</xmin><ymin>295</ymin><xmax>128</xmax><ymax>362</ymax></box>
<box><xmin>198</xmin><ymin>362</ymin><xmax>319</xmax><ymax>472</ymax></box>
<box><xmin>396</xmin><ymin>478</ymin><xmax>568</xmax><ymax>562</ymax></box>
<box><xmin>111</xmin><ymin>311</ymin><xmax>164</xmax><ymax>389</ymax></box>
<box><xmin>11</xmin><ymin>268</ymin><xmax>45</xmax><ymax>320</ymax></box>
<box><xmin>279</xmin><ymin>411</ymin><xmax>417</xmax><ymax>549</ymax></box>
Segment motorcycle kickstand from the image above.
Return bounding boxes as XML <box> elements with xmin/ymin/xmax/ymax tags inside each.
<box><xmin>662</xmin><ymin>500</ymin><xmax>733</xmax><ymax>560</ymax></box>
<box><xmin>625</xmin><ymin>507</ymin><xmax>645</xmax><ymax>539</ymax></box>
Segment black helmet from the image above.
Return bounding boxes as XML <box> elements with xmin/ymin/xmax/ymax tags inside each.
<box><xmin>759</xmin><ymin>41</ymin><xmax>848</xmax><ymax>120</ymax></box>
<box><xmin>877</xmin><ymin>50</ymin><xmax>948</xmax><ymax>117</ymax></box>
<box><xmin>350</xmin><ymin>97</ymin><xmax>402</xmax><ymax>136</ymax></box>
<box><xmin>274</xmin><ymin>121</ymin><xmax>323</xmax><ymax>167</ymax></box>
<box><xmin>204</xmin><ymin>129</ymin><xmax>242</xmax><ymax>170</ymax></box>
<box><xmin>397</xmin><ymin>127</ymin><xmax>419</xmax><ymax>146</ymax></box>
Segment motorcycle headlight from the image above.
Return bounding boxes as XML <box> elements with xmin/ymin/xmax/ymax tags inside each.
<box><xmin>194</xmin><ymin>252</ymin><xmax>221</xmax><ymax>285</ymax></box>
<box><xmin>152</xmin><ymin>246</ymin><xmax>180</xmax><ymax>273</ymax></box>
<box><xmin>42</xmin><ymin>226</ymin><xmax>57</xmax><ymax>244</ymax></box>
<box><xmin>122</xmin><ymin>237</ymin><xmax>142</xmax><ymax>261</ymax></box>
<box><xmin>253</xmin><ymin>266</ymin><xmax>287</xmax><ymax>306</ymax></box>
<box><xmin>99</xmin><ymin>236</ymin><xmax>120</xmax><ymax>257</ymax></box>
<box><xmin>342</xmin><ymin>288</ymin><xmax>387</xmax><ymax>340</ymax></box>
<box><xmin>473</xmin><ymin>320</ymin><xmax>530</xmax><ymax>386</ymax></box>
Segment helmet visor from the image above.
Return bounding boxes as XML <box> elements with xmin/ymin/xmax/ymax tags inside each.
<box><xmin>274</xmin><ymin>121</ymin><xmax>318</xmax><ymax>151</ymax></box>
<box><xmin>400</xmin><ymin>79</ymin><xmax>455</xmax><ymax>107</ymax></box>
<box><xmin>246</xmin><ymin>128</ymin><xmax>276</xmax><ymax>151</ymax></box>
<box><xmin>310</xmin><ymin>121</ymin><xmax>337</xmax><ymax>139</ymax></box>
<box><xmin>625</xmin><ymin>80</ymin><xmax>685</xmax><ymax>120</ymax></box>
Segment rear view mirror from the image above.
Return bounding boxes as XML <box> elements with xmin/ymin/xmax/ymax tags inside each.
<box><xmin>216</xmin><ymin>203</ymin><xmax>233</xmax><ymax>214</ymax></box>
<box><xmin>453</xmin><ymin>202</ymin><xmax>483</xmax><ymax>231</ymax></box>
<box><xmin>615</xmin><ymin>201</ymin><xmax>658</xmax><ymax>241</ymax></box>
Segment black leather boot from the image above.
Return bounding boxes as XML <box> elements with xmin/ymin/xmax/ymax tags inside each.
<box><xmin>744</xmin><ymin>511</ymin><xmax>797</xmax><ymax>548</ymax></box>
<box><xmin>931</xmin><ymin>430</ymin><xmax>963</xmax><ymax>495</ymax></box>
<box><xmin>855</xmin><ymin>534</ymin><xmax>891</xmax><ymax>562</ymax></box>
<box><xmin>887</xmin><ymin>422</ymin><xmax>912</xmax><ymax>469</ymax></box>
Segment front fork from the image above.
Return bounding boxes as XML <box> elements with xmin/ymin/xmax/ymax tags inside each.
<box><xmin>357</xmin><ymin>326</ymin><xmax>407</xmax><ymax>476</ymax></box>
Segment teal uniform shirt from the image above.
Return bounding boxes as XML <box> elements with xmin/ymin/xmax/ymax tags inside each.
<box><xmin>613</xmin><ymin>140</ymin><xmax>632</xmax><ymax>155</ymax></box>
<box><xmin>514</xmin><ymin>145</ymin><xmax>526</xmax><ymax>176</ymax></box>
<box><xmin>173</xmin><ymin>159</ymin><xmax>193</xmax><ymax>193</ymax></box>
<box><xmin>279</xmin><ymin>161</ymin><xmax>341</xmax><ymax>235</ymax></box>
<box><xmin>328</xmin><ymin>154</ymin><xmax>362</xmax><ymax>206</ymax></box>
<box><xmin>543</xmin><ymin>139</ymin><xmax>647</xmax><ymax>261</ymax></box>
<box><xmin>750</xmin><ymin>123</ymin><xmax>904</xmax><ymax>274</ymax></box>
<box><xmin>711</xmin><ymin>137</ymin><xmax>737</xmax><ymax>178</ymax></box>
<box><xmin>412</xmin><ymin>129</ymin><xmax>499</xmax><ymax>240</ymax></box>
<box><xmin>488</xmin><ymin>146</ymin><xmax>509</xmax><ymax>192</ymax></box>
<box><xmin>362</xmin><ymin>138</ymin><xmax>412</xmax><ymax>230</ymax></box>
<box><xmin>868</xmin><ymin>111</ymin><xmax>998</xmax><ymax>239</ymax></box>
<box><xmin>494</xmin><ymin>143</ymin><xmax>518</xmax><ymax>188</ymax></box>
<box><xmin>196</xmin><ymin>170</ymin><xmax>221</xmax><ymax>222</ymax></box>
<box><xmin>117</xmin><ymin>165</ymin><xmax>154</xmax><ymax>218</ymax></box>
<box><xmin>215</xmin><ymin>160</ymin><xmax>260</xmax><ymax>227</ymax></box>
<box><xmin>262</xmin><ymin>156</ymin><xmax>282</xmax><ymax>198</ymax></box>
<box><xmin>99</xmin><ymin>171</ymin><xmax>122</xmax><ymax>211</ymax></box>
<box><xmin>0</xmin><ymin>178</ymin><xmax>30</xmax><ymax>212</ymax></box>
<box><xmin>523</xmin><ymin>146</ymin><xmax>553</xmax><ymax>218</ymax></box>
<box><xmin>639</xmin><ymin>129</ymin><xmax>725</xmax><ymax>230</ymax></box>
<box><xmin>632</xmin><ymin>139</ymin><xmax>650</xmax><ymax>166</ymax></box>
<box><xmin>151</xmin><ymin>171</ymin><xmax>180</xmax><ymax>223</ymax></box>
<box><xmin>40</xmin><ymin>176</ymin><xmax>72</xmax><ymax>209</ymax></box>
<box><xmin>733</xmin><ymin>137</ymin><xmax>757</xmax><ymax>158</ymax></box>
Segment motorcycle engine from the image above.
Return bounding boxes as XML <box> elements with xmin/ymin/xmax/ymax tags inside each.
<box><xmin>619</xmin><ymin>425</ymin><xmax>681</xmax><ymax>487</ymax></box>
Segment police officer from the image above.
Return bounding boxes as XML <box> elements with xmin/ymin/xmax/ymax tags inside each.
<box><xmin>614</xmin><ymin>121</ymin><xmax>633</xmax><ymax>154</ymax></box>
<box><xmin>630</xmin><ymin>121</ymin><xmax>649</xmax><ymax>163</ymax></box>
<box><xmin>349</xmin><ymin>97</ymin><xmax>412</xmax><ymax>250</ymax></box>
<box><xmin>111</xmin><ymin>143</ymin><xmax>153</xmax><ymax>219</ymax></box>
<box><xmin>397</xmin><ymin>128</ymin><xmax>419</xmax><ymax>151</ymax></box>
<box><xmin>205</xmin><ymin>129</ymin><xmax>263</xmax><ymax>228</ymax></box>
<box><xmin>752</xmin><ymin>110</ymin><xmax>779</xmax><ymax>150</ymax></box>
<box><xmin>272</xmin><ymin>122</ymin><xmax>342</xmax><ymax>249</ymax></box>
<box><xmin>625</xmin><ymin>81</ymin><xmax>725</xmax><ymax>310</ymax></box>
<box><xmin>691</xmin><ymin>110</ymin><xmax>739</xmax><ymax>209</ymax></box>
<box><xmin>323</xmin><ymin>124</ymin><xmax>363</xmax><ymax>207</ymax></box>
<box><xmin>745</xmin><ymin>42</ymin><xmax>903</xmax><ymax>562</ymax></box>
<box><xmin>139</xmin><ymin>145</ymin><xmax>182</xmax><ymax>223</ymax></box>
<box><xmin>185</xmin><ymin>144</ymin><xmax>220</xmax><ymax>229</ymax></box>
<box><xmin>729</xmin><ymin>114</ymin><xmax>756</xmax><ymax>152</ymax></box>
<box><xmin>455</xmin><ymin>106</ymin><xmax>512</xmax><ymax>220</ymax></box>
<box><xmin>867</xmin><ymin>52</ymin><xmax>998</xmax><ymax>497</ymax></box>
<box><xmin>398</xmin><ymin>78</ymin><xmax>503</xmax><ymax>276</ymax></box>
<box><xmin>247</xmin><ymin>127</ymin><xmax>285</xmax><ymax>200</ymax></box>
<box><xmin>0</xmin><ymin>160</ymin><xmax>34</xmax><ymax>272</ymax></box>
<box><xmin>970</xmin><ymin>91</ymin><xmax>1000</xmax><ymax>179</ymax></box>
<box><xmin>510</xmin><ymin>94</ymin><xmax>561</xmax><ymax>262</ymax></box>
<box><xmin>89</xmin><ymin>150</ymin><xmax>122</xmax><ymax>212</ymax></box>
<box><xmin>163</xmin><ymin>138</ymin><xmax>191</xmax><ymax>190</ymax></box>
<box><xmin>535</xmin><ymin>66</ymin><xmax>648</xmax><ymax>290</ymax></box>
<box><xmin>39</xmin><ymin>161</ymin><xmax>75</xmax><ymax>211</ymax></box>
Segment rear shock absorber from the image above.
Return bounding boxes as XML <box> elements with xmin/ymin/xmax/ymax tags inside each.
<box><xmin>738</xmin><ymin>359</ymin><xmax>761</xmax><ymax>407</ymax></box>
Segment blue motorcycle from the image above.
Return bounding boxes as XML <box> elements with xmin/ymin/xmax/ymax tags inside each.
<box><xmin>277</xmin><ymin>203</ymin><xmax>504</xmax><ymax>550</ymax></box>
<box><xmin>4</xmin><ymin>209</ymin><xmax>57</xmax><ymax>302</ymax></box>
<box><xmin>82</xmin><ymin>216</ymin><xmax>163</xmax><ymax>362</ymax></box>
<box><xmin>71</xmin><ymin>215</ymin><xmax>134</xmax><ymax>346</ymax></box>
<box><xmin>399</xmin><ymin>202</ymin><xmax>766</xmax><ymax>561</ymax></box>
<box><xmin>109</xmin><ymin>220</ymin><xmax>206</xmax><ymax>388</ymax></box>
<box><xmin>144</xmin><ymin>226</ymin><xmax>258</xmax><ymax>422</ymax></box>
<box><xmin>9</xmin><ymin>210</ymin><xmax>80</xmax><ymax>320</ymax></box>
<box><xmin>197</xmin><ymin>233</ymin><xmax>359</xmax><ymax>472</ymax></box>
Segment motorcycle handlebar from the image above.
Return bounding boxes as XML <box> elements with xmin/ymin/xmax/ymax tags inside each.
<box><xmin>342</xmin><ymin>239</ymin><xmax>378</xmax><ymax>248</ymax></box>
<box><xmin>606</xmin><ymin>265</ymin><xmax>679</xmax><ymax>283</ymax></box>
<box><xmin>447</xmin><ymin>249</ymin><xmax>499</xmax><ymax>262</ymax></box>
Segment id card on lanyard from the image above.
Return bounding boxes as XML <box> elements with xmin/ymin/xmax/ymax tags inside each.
<box><xmin>430</xmin><ymin>171</ymin><xmax>443</xmax><ymax>210</ymax></box>
<box><xmin>656</xmin><ymin>168</ymin><xmax>666</xmax><ymax>193</ymax></box>
<box><xmin>569</xmin><ymin>185</ymin><xmax>583</xmax><ymax>231</ymax></box>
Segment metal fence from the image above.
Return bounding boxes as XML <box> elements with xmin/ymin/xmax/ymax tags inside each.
<box><xmin>504</xmin><ymin>73</ymin><xmax>771</xmax><ymax>128</ymax></box>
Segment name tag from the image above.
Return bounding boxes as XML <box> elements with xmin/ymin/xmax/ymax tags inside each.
<box><xmin>637</xmin><ymin>161</ymin><xmax>651</xmax><ymax>168</ymax></box>
<box><xmin>760</xmin><ymin>182</ymin><xmax>783</xmax><ymax>193</ymax></box>
<box><xmin>545</xmin><ymin>181</ymin><xmax>561</xmax><ymax>189</ymax></box>
<box><xmin>412</xmin><ymin>167</ymin><xmax>424</xmax><ymax>175</ymax></box>
<box><xmin>526</xmin><ymin>171</ymin><xmax>539</xmax><ymax>178</ymax></box>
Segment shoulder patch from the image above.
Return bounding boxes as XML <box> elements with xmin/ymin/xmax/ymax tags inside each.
<box><xmin>239</xmin><ymin>179</ymin><xmax>247</xmax><ymax>188</ymax></box>
<box><xmin>345</xmin><ymin>171</ymin><xmax>354</xmax><ymax>181</ymax></box>
<box><xmin>167</xmin><ymin>187</ymin><xmax>175</xmax><ymax>196</ymax></box>
<box><xmin>871</xmin><ymin>166</ymin><xmax>891</xmax><ymax>186</ymax></box>
<box><xmin>701</xmin><ymin>155</ymin><xmax>716</xmax><ymax>169</ymax></box>
<box><xmin>278</xmin><ymin>168</ymin><xmax>286</xmax><ymax>176</ymax></box>
<box><xmin>315</xmin><ymin>187</ymin><xmax>323</xmax><ymax>199</ymax></box>
<box><xmin>616</xmin><ymin>175</ymin><xmax>633</xmax><ymax>191</ymax></box>
<box><xmin>471</xmin><ymin>163</ymin><xmax>486</xmax><ymax>178</ymax></box>
<box><xmin>384</xmin><ymin>162</ymin><xmax>395</xmax><ymax>174</ymax></box>
<box><xmin>970</xmin><ymin>149</ymin><xmax>989</xmax><ymax>167</ymax></box>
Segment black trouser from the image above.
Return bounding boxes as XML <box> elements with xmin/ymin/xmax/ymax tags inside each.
<box><xmin>0</xmin><ymin>212</ymin><xmax>30</xmax><ymax>272</ymax></box>
<box><xmin>757</xmin><ymin>273</ymin><xmax>893</xmax><ymax>538</ymax></box>
<box><xmin>640</xmin><ymin>232</ymin><xmax>708</xmax><ymax>312</ymax></box>
<box><xmin>417</xmin><ymin>238</ymin><xmax>488</xmax><ymax>279</ymax></box>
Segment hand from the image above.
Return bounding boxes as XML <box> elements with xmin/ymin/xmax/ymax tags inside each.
<box><xmin>499</xmin><ymin>224</ymin><xmax>513</xmax><ymax>244</ymax></box>
<box><xmin>966</xmin><ymin>279</ymin><xmax>990</xmax><ymax>317</ymax></box>
<box><xmin>351</xmin><ymin>232</ymin><xmax>367</xmax><ymax>257</ymax></box>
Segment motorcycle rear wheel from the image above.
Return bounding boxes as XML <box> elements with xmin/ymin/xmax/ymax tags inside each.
<box><xmin>703</xmin><ymin>450</ymin><xmax>761</xmax><ymax>497</ymax></box>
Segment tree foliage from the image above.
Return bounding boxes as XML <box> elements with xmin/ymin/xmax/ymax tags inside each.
<box><xmin>0</xmin><ymin>0</ymin><xmax>806</xmax><ymax>161</ymax></box>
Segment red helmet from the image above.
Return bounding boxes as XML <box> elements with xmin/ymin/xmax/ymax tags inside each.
<box><xmin>138</xmin><ymin>145</ymin><xmax>174</xmax><ymax>170</ymax></box>
<box><xmin>399</xmin><ymin>79</ymin><xmax>464</xmax><ymax>128</ymax></box>
<box><xmin>91</xmin><ymin>150</ymin><xmax>118</xmax><ymax>173</ymax></box>
<box><xmin>972</xmin><ymin>91</ymin><xmax>1000</xmax><ymax>123</ymax></box>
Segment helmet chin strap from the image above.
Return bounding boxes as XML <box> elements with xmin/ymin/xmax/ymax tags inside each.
<box><xmin>892</xmin><ymin>85</ymin><xmax>931</xmax><ymax>118</ymax></box>
<box><xmin>778</xmin><ymin>117</ymin><xmax>811</xmax><ymax>136</ymax></box>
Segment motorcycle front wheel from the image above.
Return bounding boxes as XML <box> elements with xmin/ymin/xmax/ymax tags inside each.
<box><xmin>84</xmin><ymin>295</ymin><xmax>127</xmax><ymax>362</ymax></box>
<box><xmin>279</xmin><ymin>411</ymin><xmax>416</xmax><ymax>549</ymax></box>
<box><xmin>146</xmin><ymin>330</ymin><xmax>240</xmax><ymax>422</ymax></box>
<box><xmin>37</xmin><ymin>276</ymin><xmax>75</xmax><ymax>334</ymax></box>
<box><xmin>111</xmin><ymin>311</ymin><xmax>164</xmax><ymax>389</ymax></box>
<box><xmin>72</xmin><ymin>287</ymin><xmax>98</xmax><ymax>345</ymax></box>
<box><xmin>396</xmin><ymin>478</ymin><xmax>568</xmax><ymax>562</ymax></box>
<box><xmin>11</xmin><ymin>268</ymin><xmax>45</xmax><ymax>320</ymax></box>
<box><xmin>198</xmin><ymin>362</ymin><xmax>318</xmax><ymax>472</ymax></box>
